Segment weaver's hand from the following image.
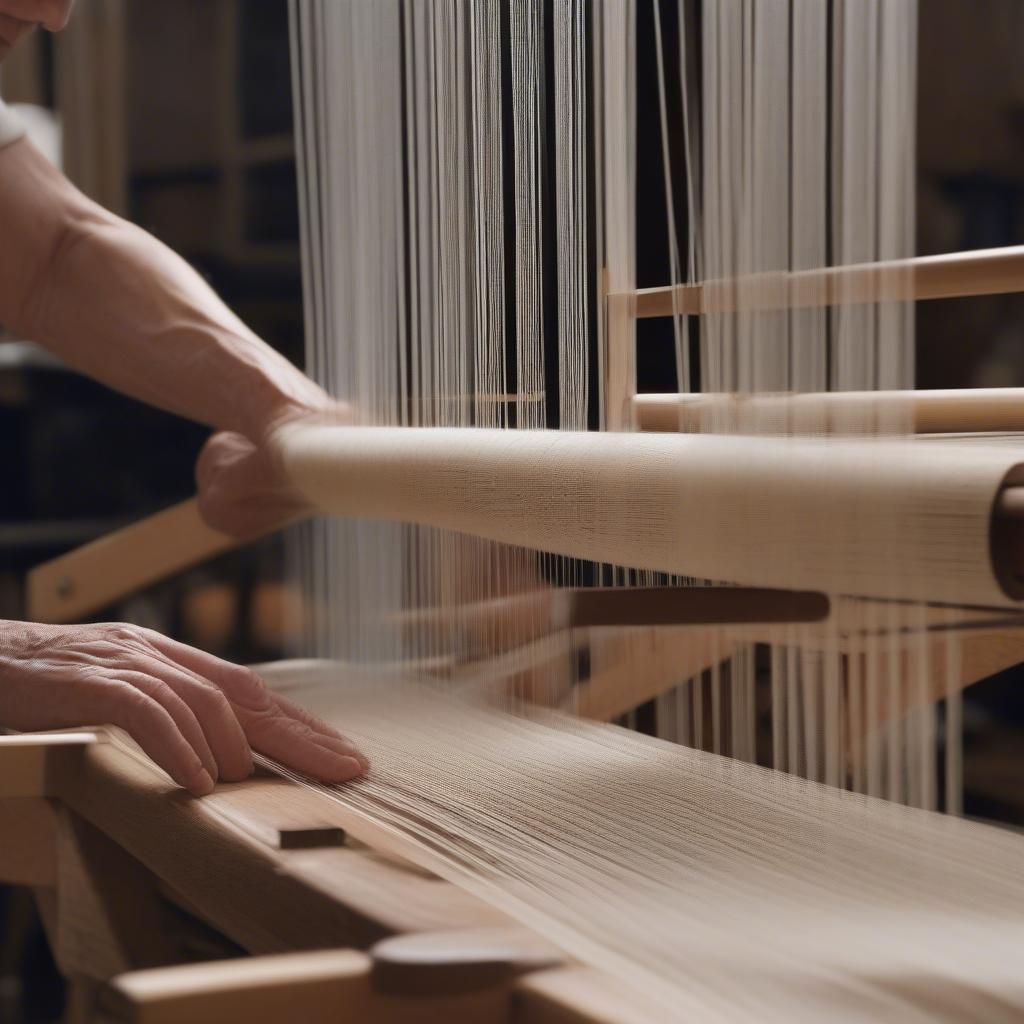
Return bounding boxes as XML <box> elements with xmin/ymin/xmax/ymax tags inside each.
<box><xmin>196</xmin><ymin>430</ymin><xmax>309</xmax><ymax>539</ymax></box>
<box><xmin>196</xmin><ymin>403</ymin><xmax>351</xmax><ymax>539</ymax></box>
<box><xmin>0</xmin><ymin>620</ymin><xmax>369</xmax><ymax>795</ymax></box>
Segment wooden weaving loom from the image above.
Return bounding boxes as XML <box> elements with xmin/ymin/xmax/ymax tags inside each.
<box><xmin>6</xmin><ymin>0</ymin><xmax>1024</xmax><ymax>1015</ymax></box>
<box><xmin>5</xmin><ymin>244</ymin><xmax>1024</xmax><ymax>1023</ymax></box>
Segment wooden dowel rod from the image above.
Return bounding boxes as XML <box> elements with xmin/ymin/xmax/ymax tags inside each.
<box><xmin>275</xmin><ymin>424</ymin><xmax>1024</xmax><ymax>607</ymax></box>
<box><xmin>633</xmin><ymin>389</ymin><xmax>1024</xmax><ymax>435</ymax></box>
<box><xmin>24</xmin><ymin>426</ymin><xmax>1024</xmax><ymax>623</ymax></box>
<box><xmin>561</xmin><ymin>586</ymin><xmax>829</xmax><ymax>627</ymax></box>
<box><xmin>621</xmin><ymin>245</ymin><xmax>1024</xmax><ymax>319</ymax></box>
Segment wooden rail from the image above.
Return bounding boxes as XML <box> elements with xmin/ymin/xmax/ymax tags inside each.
<box><xmin>620</xmin><ymin>245</ymin><xmax>1024</xmax><ymax>318</ymax></box>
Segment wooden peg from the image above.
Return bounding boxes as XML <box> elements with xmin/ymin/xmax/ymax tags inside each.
<box><xmin>372</xmin><ymin>927</ymin><xmax>563</xmax><ymax>997</ymax></box>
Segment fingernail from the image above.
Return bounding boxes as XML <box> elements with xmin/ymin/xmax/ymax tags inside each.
<box><xmin>330</xmin><ymin>755</ymin><xmax>365</xmax><ymax>781</ymax></box>
<box><xmin>191</xmin><ymin>769</ymin><xmax>215</xmax><ymax>796</ymax></box>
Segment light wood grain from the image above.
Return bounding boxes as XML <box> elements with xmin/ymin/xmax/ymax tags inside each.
<box><xmin>275</xmin><ymin>424</ymin><xmax>1023</xmax><ymax>607</ymax></box>
<box><xmin>623</xmin><ymin>245</ymin><xmax>1024</xmax><ymax>318</ymax></box>
<box><xmin>46</xmin><ymin>731</ymin><xmax>511</xmax><ymax>955</ymax></box>
<box><xmin>633</xmin><ymin>388</ymin><xmax>1024</xmax><ymax>434</ymax></box>
<box><xmin>0</xmin><ymin>732</ymin><xmax>98</xmax><ymax>798</ymax></box>
<box><xmin>372</xmin><ymin>927</ymin><xmax>563</xmax><ymax>997</ymax></box>
<box><xmin>25</xmin><ymin>498</ymin><xmax>238</xmax><ymax>624</ymax></box>
<box><xmin>100</xmin><ymin>949</ymin><xmax>514</xmax><ymax>1024</ymax></box>
<box><xmin>515</xmin><ymin>966</ymin><xmax>667</xmax><ymax>1024</ymax></box>
<box><xmin>52</xmin><ymin>808</ymin><xmax>173</xmax><ymax>981</ymax></box>
<box><xmin>99</xmin><ymin>951</ymin><xmax>373</xmax><ymax>1024</ymax></box>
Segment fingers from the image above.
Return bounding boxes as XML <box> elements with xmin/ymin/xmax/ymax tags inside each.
<box><xmin>142</xmin><ymin>630</ymin><xmax>271</xmax><ymax>709</ymax></box>
<box><xmin>96</xmin><ymin>679</ymin><xmax>215</xmax><ymax>796</ymax></box>
<box><xmin>141</xmin><ymin>629</ymin><xmax>369</xmax><ymax>782</ymax></box>
<box><xmin>111</xmin><ymin>669</ymin><xmax>219</xmax><ymax>782</ymax></box>
<box><xmin>270</xmin><ymin>692</ymin><xmax>370</xmax><ymax>771</ymax></box>
<box><xmin>98</xmin><ymin>627</ymin><xmax>254</xmax><ymax>782</ymax></box>
<box><xmin>137</xmin><ymin>656</ymin><xmax>254</xmax><ymax>782</ymax></box>
<box><xmin>240</xmin><ymin>711</ymin><xmax>364</xmax><ymax>784</ymax></box>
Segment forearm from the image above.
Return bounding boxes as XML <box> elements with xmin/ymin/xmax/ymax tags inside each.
<box><xmin>21</xmin><ymin>213</ymin><xmax>327</xmax><ymax>438</ymax></box>
<box><xmin>0</xmin><ymin>138</ymin><xmax>328</xmax><ymax>440</ymax></box>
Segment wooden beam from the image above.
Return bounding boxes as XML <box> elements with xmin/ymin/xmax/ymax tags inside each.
<box><xmin>0</xmin><ymin>732</ymin><xmax>98</xmax><ymax>799</ymax></box>
<box><xmin>28</xmin><ymin>422</ymin><xmax>1024</xmax><ymax>622</ymax></box>
<box><xmin>51</xmin><ymin>809</ymin><xmax>173</xmax><ymax>981</ymax></box>
<box><xmin>633</xmin><ymin>388</ymin><xmax>1024</xmax><ymax>435</ymax></box>
<box><xmin>623</xmin><ymin>245</ymin><xmax>1024</xmax><ymax>319</ymax></box>
<box><xmin>49</xmin><ymin>733</ymin><xmax>510</xmax><ymax>955</ymax></box>
<box><xmin>515</xmin><ymin>966</ymin><xmax>666</xmax><ymax>1024</ymax></box>
<box><xmin>100</xmin><ymin>948</ymin><xmax>519</xmax><ymax>1024</ymax></box>
<box><xmin>25</xmin><ymin>499</ymin><xmax>239</xmax><ymax>624</ymax></box>
<box><xmin>98</xmin><ymin>951</ymin><xmax>373</xmax><ymax>1024</ymax></box>
<box><xmin>0</xmin><ymin>797</ymin><xmax>58</xmax><ymax>886</ymax></box>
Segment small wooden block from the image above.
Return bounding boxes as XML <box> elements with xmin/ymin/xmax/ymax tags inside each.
<box><xmin>276</xmin><ymin>825</ymin><xmax>348</xmax><ymax>850</ymax></box>
<box><xmin>372</xmin><ymin>927</ymin><xmax>564</xmax><ymax>997</ymax></box>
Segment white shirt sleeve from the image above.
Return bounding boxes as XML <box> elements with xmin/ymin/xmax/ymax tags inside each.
<box><xmin>0</xmin><ymin>96</ymin><xmax>27</xmax><ymax>150</ymax></box>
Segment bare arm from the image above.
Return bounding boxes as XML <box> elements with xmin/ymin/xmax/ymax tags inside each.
<box><xmin>0</xmin><ymin>135</ymin><xmax>329</xmax><ymax>441</ymax></box>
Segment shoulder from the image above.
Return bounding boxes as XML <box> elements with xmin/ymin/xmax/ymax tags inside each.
<box><xmin>0</xmin><ymin>97</ymin><xmax>27</xmax><ymax>150</ymax></box>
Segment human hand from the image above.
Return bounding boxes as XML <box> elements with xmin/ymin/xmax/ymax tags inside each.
<box><xmin>195</xmin><ymin>402</ymin><xmax>351</xmax><ymax>538</ymax></box>
<box><xmin>0</xmin><ymin>619</ymin><xmax>369</xmax><ymax>795</ymax></box>
<box><xmin>195</xmin><ymin>430</ymin><xmax>308</xmax><ymax>539</ymax></box>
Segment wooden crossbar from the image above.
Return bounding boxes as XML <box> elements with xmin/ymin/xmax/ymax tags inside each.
<box><xmin>632</xmin><ymin>388</ymin><xmax>1024</xmax><ymax>434</ymax></box>
<box><xmin>617</xmin><ymin>245</ymin><xmax>1024</xmax><ymax>319</ymax></box>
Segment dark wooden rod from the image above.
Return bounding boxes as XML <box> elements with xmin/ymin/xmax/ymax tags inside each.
<box><xmin>566</xmin><ymin>586</ymin><xmax>830</xmax><ymax>628</ymax></box>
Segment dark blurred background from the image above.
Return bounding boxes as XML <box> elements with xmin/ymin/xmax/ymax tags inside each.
<box><xmin>0</xmin><ymin>0</ymin><xmax>1023</xmax><ymax>1019</ymax></box>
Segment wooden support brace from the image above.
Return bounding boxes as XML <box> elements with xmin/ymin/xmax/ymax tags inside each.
<box><xmin>99</xmin><ymin>949</ymin><xmax>524</xmax><ymax>1024</ymax></box>
<box><xmin>0</xmin><ymin>797</ymin><xmax>58</xmax><ymax>887</ymax></box>
<box><xmin>0</xmin><ymin>732</ymin><xmax>99</xmax><ymax>799</ymax></box>
<box><xmin>25</xmin><ymin>498</ymin><xmax>240</xmax><ymax>624</ymax></box>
